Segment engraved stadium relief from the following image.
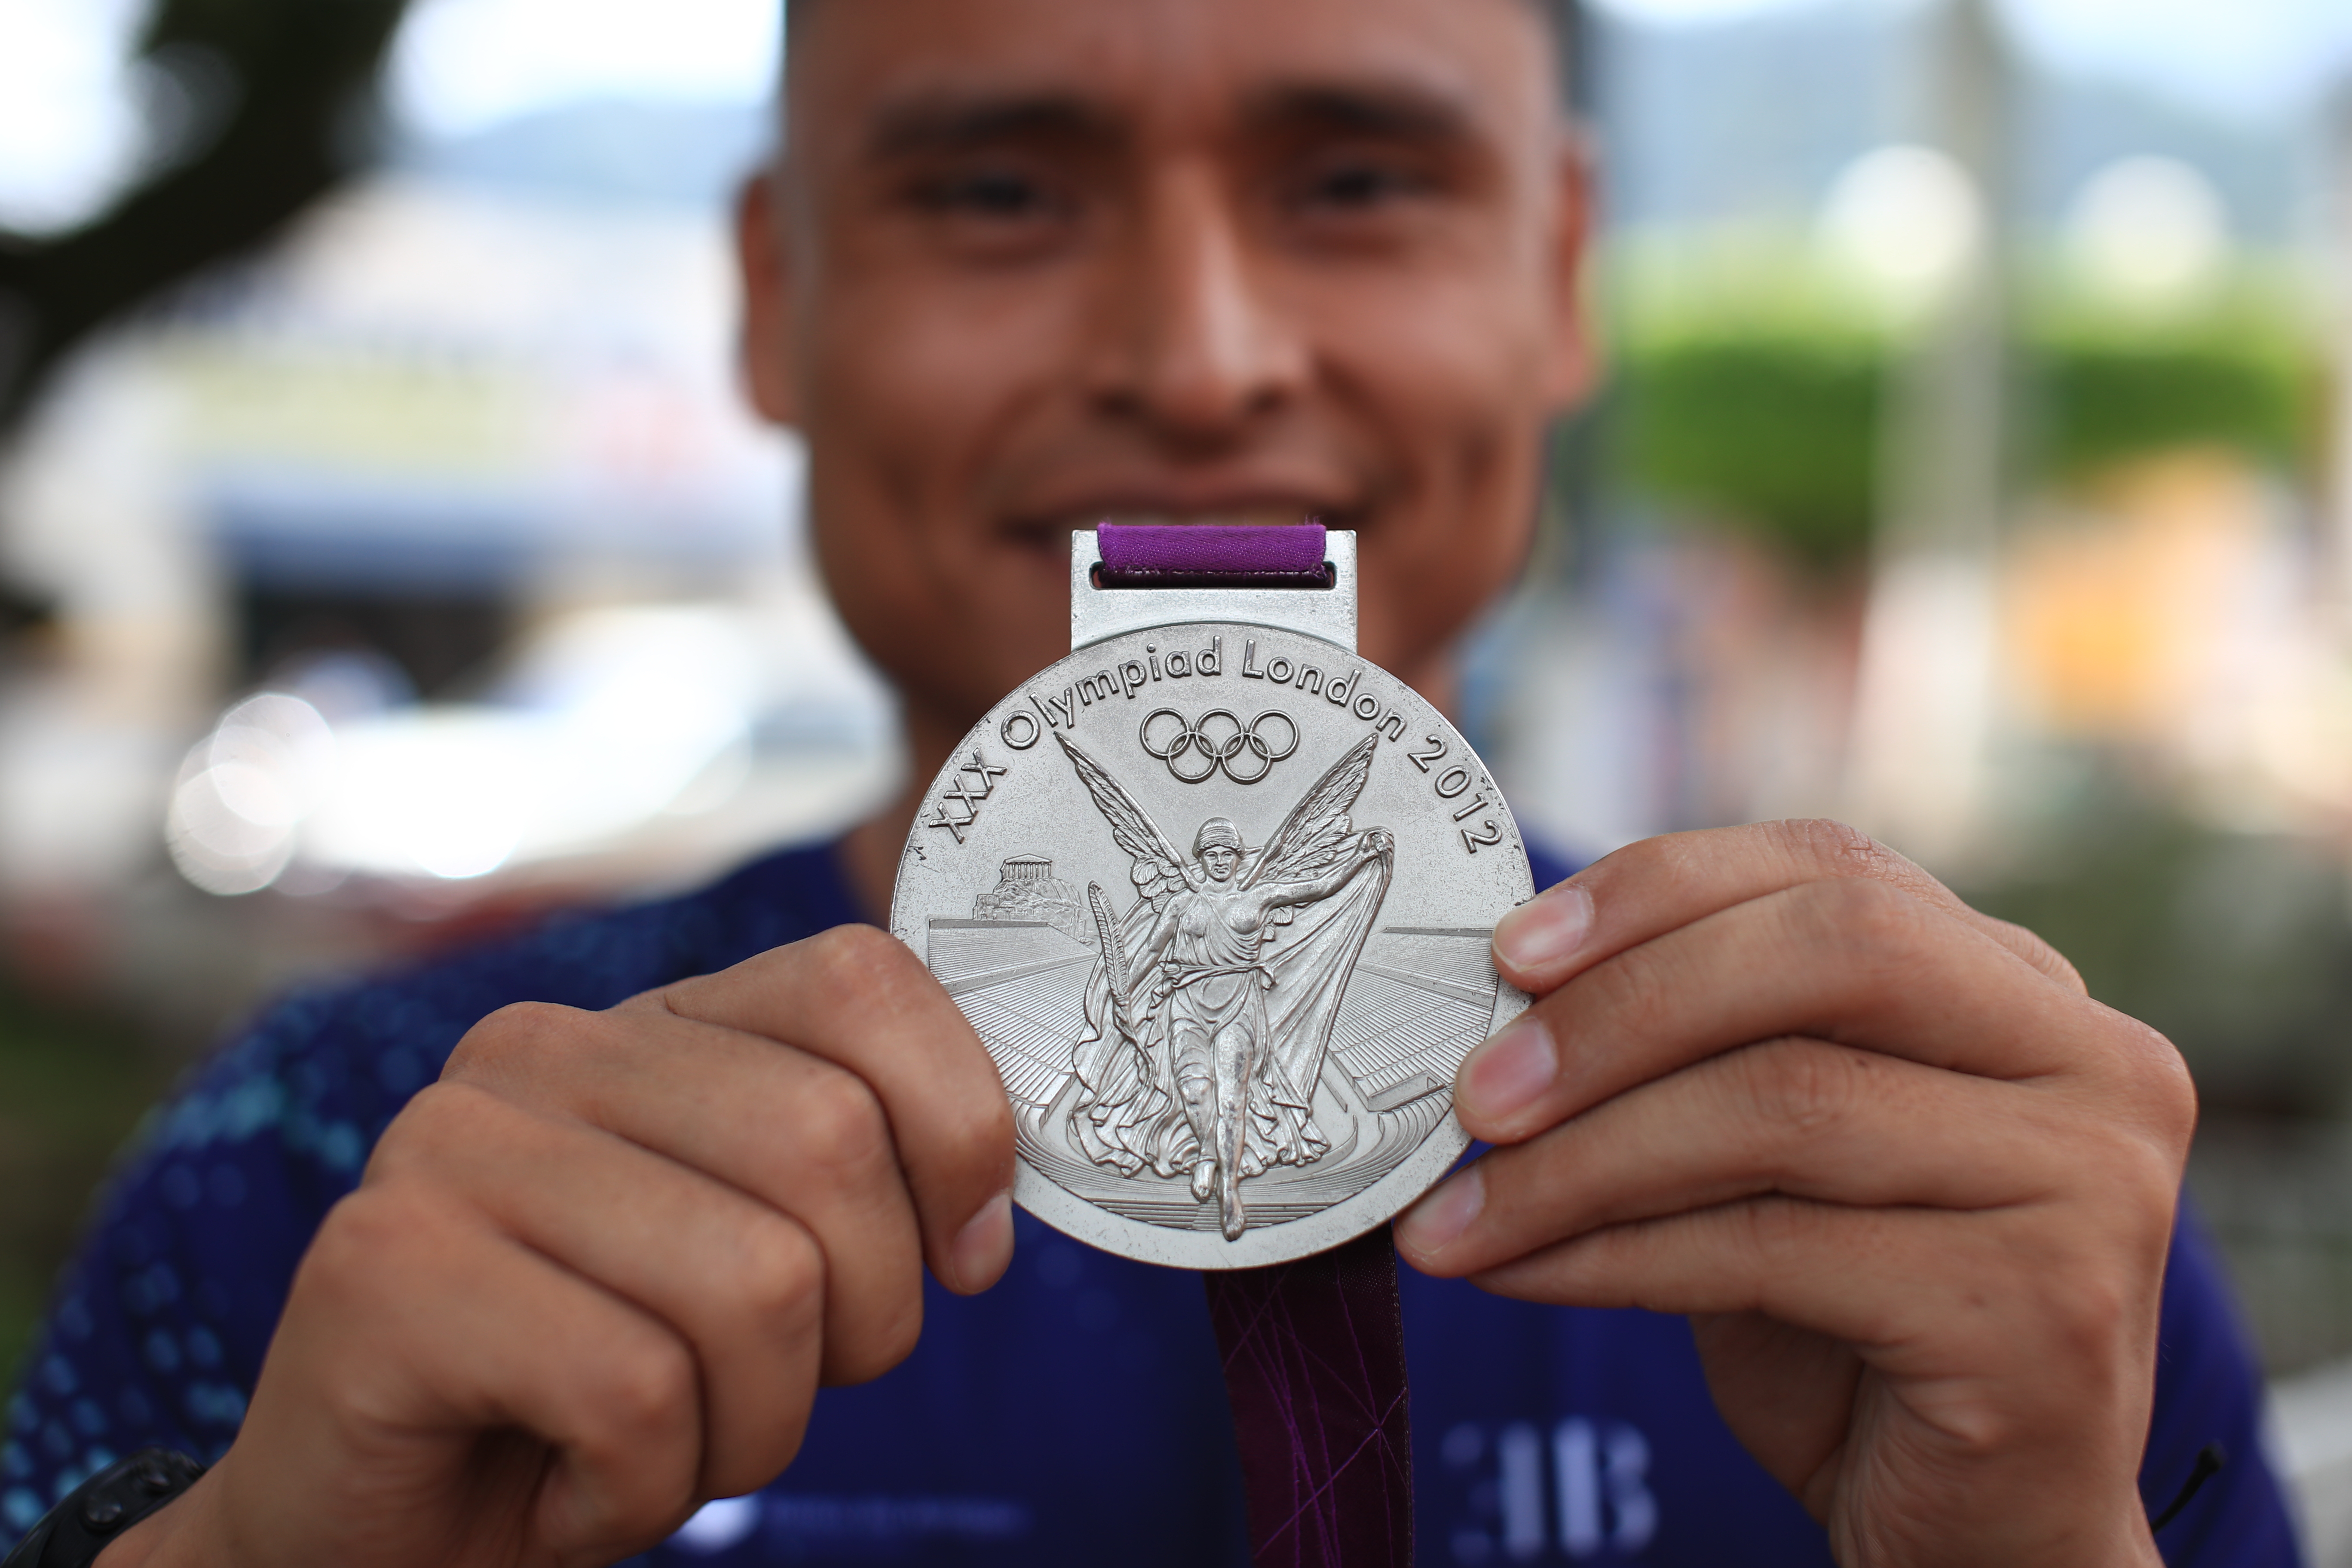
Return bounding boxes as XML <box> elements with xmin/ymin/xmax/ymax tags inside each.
<box><xmin>924</xmin><ymin>723</ymin><xmax>1506</xmax><ymax>1242</ymax></box>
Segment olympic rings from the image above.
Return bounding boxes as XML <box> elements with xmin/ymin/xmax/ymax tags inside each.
<box><xmin>1137</xmin><ymin>708</ymin><xmax>1299</xmax><ymax>785</ymax></box>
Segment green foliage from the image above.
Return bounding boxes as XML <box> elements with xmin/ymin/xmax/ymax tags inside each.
<box><xmin>1601</xmin><ymin>233</ymin><xmax>2327</xmax><ymax>565</ymax></box>
<box><xmin>2024</xmin><ymin>320</ymin><xmax>2319</xmax><ymax>482</ymax></box>
<box><xmin>1614</xmin><ymin>329</ymin><xmax>1883</xmax><ymax>563</ymax></box>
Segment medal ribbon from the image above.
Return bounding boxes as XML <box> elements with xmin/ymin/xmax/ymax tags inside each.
<box><xmin>1096</xmin><ymin>521</ymin><xmax>1415</xmax><ymax>1568</ymax></box>
<box><xmin>1093</xmin><ymin>522</ymin><xmax>1335</xmax><ymax>588</ymax></box>
<box><xmin>1203</xmin><ymin>1228</ymin><xmax>1415</xmax><ymax>1568</ymax></box>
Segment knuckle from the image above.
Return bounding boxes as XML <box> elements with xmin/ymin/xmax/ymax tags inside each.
<box><xmin>1985</xmin><ymin>915</ymin><xmax>2089</xmax><ymax>994</ymax></box>
<box><xmin>1767</xmin><ymin>818</ymin><xmax>1902</xmax><ymax>881</ymax></box>
<box><xmin>2112</xmin><ymin>1015</ymin><xmax>2198</xmax><ymax>1150</ymax></box>
<box><xmin>591</xmin><ymin>1329</ymin><xmax>699</xmax><ymax>1448</ymax></box>
<box><xmin>2064</xmin><ymin>1005</ymin><xmax>2199</xmax><ymax>1163</ymax></box>
<box><xmin>366</xmin><ymin>1081</ymin><xmax>496</xmax><ymax>1172</ymax></box>
<box><xmin>1787</xmin><ymin>876</ymin><xmax>1930</xmax><ymax>971</ymax></box>
<box><xmin>828</xmin><ymin>1280</ymin><xmax>925</xmax><ymax>1385</ymax></box>
<box><xmin>2044</xmin><ymin>1262</ymin><xmax>2138</xmax><ymax>1367</ymax></box>
<box><xmin>798</xmin><ymin>924</ymin><xmax>922</xmax><ymax>1010</ymax></box>
<box><xmin>2106</xmin><ymin>1127</ymin><xmax>2190</xmax><ymax>1243</ymax></box>
<box><xmin>726</xmin><ymin>1216</ymin><xmax>826</xmax><ymax>1332</ymax></box>
<box><xmin>296</xmin><ymin>1183</ymin><xmax>445</xmax><ymax>1311</ymax></box>
<box><xmin>790</xmin><ymin>1066</ymin><xmax>894</xmax><ymax>1182</ymax></box>
<box><xmin>1587</xmin><ymin>831</ymin><xmax>1710</xmax><ymax>908</ymax></box>
<box><xmin>936</xmin><ymin>1083</ymin><xmax>1017</xmax><ymax>1175</ymax></box>
<box><xmin>2156</xmin><ymin>1061</ymin><xmax>2199</xmax><ymax>1149</ymax></box>
<box><xmin>1581</xmin><ymin>941</ymin><xmax>1685</xmax><ymax>1044</ymax></box>
<box><xmin>444</xmin><ymin>999</ymin><xmax>586</xmax><ymax>1081</ymax></box>
<box><xmin>1737</xmin><ymin>1039</ymin><xmax>1861</xmax><ymax>1137</ymax></box>
<box><xmin>283</xmin><ymin>1191</ymin><xmax>438</xmax><ymax>1425</ymax></box>
<box><xmin>1731</xmin><ymin>1195</ymin><xmax>1823</xmax><ymax>1268</ymax></box>
<box><xmin>301</xmin><ymin>1189</ymin><xmax>398</xmax><ymax>1282</ymax></box>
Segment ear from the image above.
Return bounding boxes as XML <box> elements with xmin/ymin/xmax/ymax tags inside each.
<box><xmin>735</xmin><ymin>169</ymin><xmax>803</xmax><ymax>429</ymax></box>
<box><xmin>1538</xmin><ymin>133</ymin><xmax>1602</xmax><ymax>415</ymax></box>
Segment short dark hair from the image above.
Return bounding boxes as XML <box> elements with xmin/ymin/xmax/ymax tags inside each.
<box><xmin>781</xmin><ymin>0</ymin><xmax>1583</xmax><ymax>113</ymax></box>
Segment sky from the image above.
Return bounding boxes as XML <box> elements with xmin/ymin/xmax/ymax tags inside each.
<box><xmin>387</xmin><ymin>0</ymin><xmax>779</xmax><ymax>140</ymax></box>
<box><xmin>0</xmin><ymin>0</ymin><xmax>2348</xmax><ymax>232</ymax></box>
<box><xmin>0</xmin><ymin>0</ymin><xmax>780</xmax><ymax>230</ymax></box>
<box><xmin>1592</xmin><ymin>0</ymin><xmax>2352</xmax><ymax>124</ymax></box>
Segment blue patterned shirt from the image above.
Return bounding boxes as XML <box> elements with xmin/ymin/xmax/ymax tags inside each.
<box><xmin>3</xmin><ymin>841</ymin><xmax>2300</xmax><ymax>1565</ymax></box>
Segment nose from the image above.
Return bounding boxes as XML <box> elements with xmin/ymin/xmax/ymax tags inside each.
<box><xmin>1087</xmin><ymin>160</ymin><xmax>1309</xmax><ymax>443</ymax></box>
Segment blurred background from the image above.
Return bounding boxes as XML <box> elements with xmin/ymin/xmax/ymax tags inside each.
<box><xmin>3</xmin><ymin>0</ymin><xmax>2352</xmax><ymax>1553</ymax></box>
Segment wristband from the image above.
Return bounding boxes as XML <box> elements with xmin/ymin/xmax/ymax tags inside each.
<box><xmin>2</xmin><ymin>1449</ymin><xmax>205</xmax><ymax>1568</ymax></box>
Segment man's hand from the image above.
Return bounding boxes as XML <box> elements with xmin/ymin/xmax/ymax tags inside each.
<box><xmin>105</xmin><ymin>926</ymin><xmax>1015</xmax><ymax>1568</ymax></box>
<box><xmin>1394</xmin><ymin>820</ymin><xmax>2193</xmax><ymax>1568</ymax></box>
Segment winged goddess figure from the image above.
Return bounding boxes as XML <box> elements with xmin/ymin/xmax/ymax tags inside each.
<box><xmin>1057</xmin><ymin>731</ymin><xmax>1395</xmax><ymax>1240</ymax></box>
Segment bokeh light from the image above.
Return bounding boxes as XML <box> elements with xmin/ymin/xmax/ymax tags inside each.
<box><xmin>2064</xmin><ymin>156</ymin><xmax>2230</xmax><ymax>310</ymax></box>
<box><xmin>1817</xmin><ymin>144</ymin><xmax>1985</xmax><ymax>312</ymax></box>
<box><xmin>0</xmin><ymin>0</ymin><xmax>148</xmax><ymax>232</ymax></box>
<box><xmin>165</xmin><ymin>694</ymin><xmax>337</xmax><ymax>895</ymax></box>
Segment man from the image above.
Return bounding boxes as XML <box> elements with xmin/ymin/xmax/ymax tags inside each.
<box><xmin>1</xmin><ymin>0</ymin><xmax>2295</xmax><ymax>1563</ymax></box>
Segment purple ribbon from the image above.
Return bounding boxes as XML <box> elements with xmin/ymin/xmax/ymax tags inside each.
<box><xmin>1204</xmin><ymin>1229</ymin><xmax>1415</xmax><ymax>1568</ymax></box>
<box><xmin>1096</xmin><ymin>521</ymin><xmax>1411</xmax><ymax>1568</ymax></box>
<box><xmin>1095</xmin><ymin>523</ymin><xmax>1332</xmax><ymax>588</ymax></box>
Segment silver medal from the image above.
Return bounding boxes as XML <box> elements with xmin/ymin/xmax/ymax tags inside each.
<box><xmin>889</xmin><ymin>532</ymin><xmax>1533</xmax><ymax>1268</ymax></box>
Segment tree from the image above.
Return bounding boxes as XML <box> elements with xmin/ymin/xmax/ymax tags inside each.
<box><xmin>0</xmin><ymin>0</ymin><xmax>415</xmax><ymax>434</ymax></box>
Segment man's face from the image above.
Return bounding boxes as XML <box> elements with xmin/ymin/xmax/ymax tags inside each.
<box><xmin>741</xmin><ymin>0</ymin><xmax>1590</xmax><ymax>741</ymax></box>
<box><xmin>1201</xmin><ymin>843</ymin><xmax>1240</xmax><ymax>882</ymax></box>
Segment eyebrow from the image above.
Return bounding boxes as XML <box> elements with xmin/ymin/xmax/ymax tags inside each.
<box><xmin>860</xmin><ymin>74</ymin><xmax>1488</xmax><ymax>166</ymax></box>
<box><xmin>865</xmin><ymin>92</ymin><xmax>1125</xmax><ymax>161</ymax></box>
<box><xmin>1240</xmin><ymin>80</ymin><xmax>1486</xmax><ymax>146</ymax></box>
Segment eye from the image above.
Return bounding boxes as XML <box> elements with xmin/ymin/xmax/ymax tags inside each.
<box><xmin>1292</xmin><ymin>156</ymin><xmax>1434</xmax><ymax>213</ymax></box>
<box><xmin>916</xmin><ymin>167</ymin><xmax>1060</xmax><ymax>220</ymax></box>
<box><xmin>1314</xmin><ymin>165</ymin><xmax>1406</xmax><ymax>206</ymax></box>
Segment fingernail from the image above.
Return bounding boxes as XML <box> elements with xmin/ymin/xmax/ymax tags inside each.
<box><xmin>1458</xmin><ymin>1017</ymin><xmax>1557</xmax><ymax>1126</ymax></box>
<box><xmin>950</xmin><ymin>1190</ymin><xmax>1014</xmax><ymax>1293</ymax></box>
<box><xmin>1396</xmin><ymin>1166</ymin><xmax>1485</xmax><ymax>1258</ymax></box>
<box><xmin>1494</xmin><ymin>884</ymin><xmax>1594</xmax><ymax>977</ymax></box>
